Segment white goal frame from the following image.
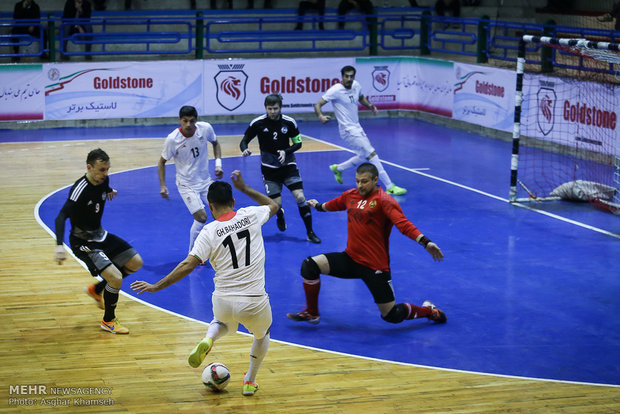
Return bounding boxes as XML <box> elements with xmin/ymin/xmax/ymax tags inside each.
<box><xmin>509</xmin><ymin>35</ymin><xmax>620</xmax><ymax>212</ymax></box>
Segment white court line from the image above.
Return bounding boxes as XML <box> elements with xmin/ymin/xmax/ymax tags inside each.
<box><xmin>308</xmin><ymin>135</ymin><xmax>620</xmax><ymax>240</ymax></box>
<box><xmin>32</xmin><ymin>150</ymin><xmax>619</xmax><ymax>388</ymax></box>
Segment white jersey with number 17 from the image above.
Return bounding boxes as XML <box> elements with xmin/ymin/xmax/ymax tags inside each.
<box><xmin>322</xmin><ymin>80</ymin><xmax>363</xmax><ymax>130</ymax></box>
<box><xmin>190</xmin><ymin>205</ymin><xmax>271</xmax><ymax>297</ymax></box>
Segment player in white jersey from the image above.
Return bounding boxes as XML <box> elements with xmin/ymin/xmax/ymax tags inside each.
<box><xmin>131</xmin><ymin>170</ymin><xmax>278</xmax><ymax>397</ymax></box>
<box><xmin>158</xmin><ymin>105</ymin><xmax>224</xmax><ymax>251</ymax></box>
<box><xmin>315</xmin><ymin>65</ymin><xmax>407</xmax><ymax>196</ymax></box>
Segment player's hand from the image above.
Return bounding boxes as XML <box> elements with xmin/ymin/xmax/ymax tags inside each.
<box><xmin>106</xmin><ymin>189</ymin><xmax>118</xmax><ymax>201</ymax></box>
<box><xmin>242</xmin><ymin>149</ymin><xmax>252</xmax><ymax>157</ymax></box>
<box><xmin>426</xmin><ymin>242</ymin><xmax>444</xmax><ymax>262</ymax></box>
<box><xmin>55</xmin><ymin>245</ymin><xmax>66</xmax><ymax>265</ymax></box>
<box><xmin>277</xmin><ymin>150</ymin><xmax>286</xmax><ymax>164</ymax></box>
<box><xmin>371</xmin><ymin>105</ymin><xmax>379</xmax><ymax>115</ymax></box>
<box><xmin>160</xmin><ymin>185</ymin><xmax>170</xmax><ymax>200</ymax></box>
<box><xmin>231</xmin><ymin>170</ymin><xmax>247</xmax><ymax>191</ymax></box>
<box><xmin>130</xmin><ymin>280</ymin><xmax>156</xmax><ymax>294</ymax></box>
<box><xmin>306</xmin><ymin>199</ymin><xmax>319</xmax><ymax>208</ymax></box>
<box><xmin>215</xmin><ymin>167</ymin><xmax>224</xmax><ymax>179</ymax></box>
<box><xmin>318</xmin><ymin>114</ymin><xmax>331</xmax><ymax>124</ymax></box>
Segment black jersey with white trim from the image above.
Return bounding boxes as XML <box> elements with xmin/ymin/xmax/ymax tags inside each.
<box><xmin>55</xmin><ymin>175</ymin><xmax>112</xmax><ymax>244</ymax></box>
<box><xmin>241</xmin><ymin>114</ymin><xmax>301</xmax><ymax>169</ymax></box>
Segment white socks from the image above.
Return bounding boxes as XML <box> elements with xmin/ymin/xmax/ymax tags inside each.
<box><xmin>244</xmin><ymin>333</ymin><xmax>270</xmax><ymax>383</ymax></box>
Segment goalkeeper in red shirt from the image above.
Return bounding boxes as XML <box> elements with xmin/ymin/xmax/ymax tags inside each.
<box><xmin>286</xmin><ymin>162</ymin><xmax>446</xmax><ymax>325</ymax></box>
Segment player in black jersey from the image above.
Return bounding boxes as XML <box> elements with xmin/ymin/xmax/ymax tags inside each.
<box><xmin>54</xmin><ymin>148</ymin><xmax>143</xmax><ymax>334</ymax></box>
<box><xmin>240</xmin><ymin>94</ymin><xmax>321</xmax><ymax>244</ymax></box>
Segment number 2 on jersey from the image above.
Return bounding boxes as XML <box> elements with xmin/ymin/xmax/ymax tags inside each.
<box><xmin>222</xmin><ymin>229</ymin><xmax>251</xmax><ymax>269</ymax></box>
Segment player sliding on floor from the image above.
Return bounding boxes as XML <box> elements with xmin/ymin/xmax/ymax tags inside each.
<box><xmin>287</xmin><ymin>163</ymin><xmax>446</xmax><ymax>325</ymax></box>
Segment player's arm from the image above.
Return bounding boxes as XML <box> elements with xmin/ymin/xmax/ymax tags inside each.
<box><xmin>54</xmin><ymin>200</ymin><xmax>74</xmax><ymax>264</ymax></box>
<box><xmin>387</xmin><ymin>202</ymin><xmax>444</xmax><ymax>262</ymax></box>
<box><xmin>231</xmin><ymin>170</ymin><xmax>279</xmax><ymax>218</ymax></box>
<box><xmin>130</xmin><ymin>255</ymin><xmax>200</xmax><ymax>294</ymax></box>
<box><xmin>104</xmin><ymin>177</ymin><xmax>117</xmax><ymax>201</ymax></box>
<box><xmin>307</xmin><ymin>193</ymin><xmax>345</xmax><ymax>212</ymax></box>
<box><xmin>157</xmin><ymin>156</ymin><xmax>170</xmax><ymax>199</ymax></box>
<box><xmin>278</xmin><ymin>133</ymin><xmax>302</xmax><ymax>163</ymax></box>
<box><xmin>314</xmin><ymin>98</ymin><xmax>331</xmax><ymax>123</ymax></box>
<box><xmin>211</xmin><ymin>139</ymin><xmax>223</xmax><ymax>179</ymax></box>
<box><xmin>359</xmin><ymin>94</ymin><xmax>378</xmax><ymax>115</ymax></box>
<box><xmin>239</xmin><ymin>129</ymin><xmax>255</xmax><ymax>157</ymax></box>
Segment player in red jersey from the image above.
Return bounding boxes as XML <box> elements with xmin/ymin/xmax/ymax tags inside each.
<box><xmin>286</xmin><ymin>162</ymin><xmax>446</xmax><ymax>325</ymax></box>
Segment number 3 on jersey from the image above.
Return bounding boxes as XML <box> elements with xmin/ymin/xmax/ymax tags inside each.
<box><xmin>222</xmin><ymin>229</ymin><xmax>251</xmax><ymax>269</ymax></box>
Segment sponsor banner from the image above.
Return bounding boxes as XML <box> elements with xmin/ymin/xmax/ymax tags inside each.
<box><xmin>0</xmin><ymin>65</ymin><xmax>45</xmax><ymax>121</ymax></box>
<box><xmin>44</xmin><ymin>61</ymin><xmax>203</xmax><ymax>120</ymax></box>
<box><xmin>204</xmin><ymin>58</ymin><xmax>353</xmax><ymax>115</ymax></box>
<box><xmin>356</xmin><ymin>57</ymin><xmax>453</xmax><ymax>117</ymax></box>
<box><xmin>521</xmin><ymin>74</ymin><xmax>619</xmax><ymax>156</ymax></box>
<box><xmin>452</xmin><ymin>63</ymin><xmax>515</xmax><ymax>132</ymax></box>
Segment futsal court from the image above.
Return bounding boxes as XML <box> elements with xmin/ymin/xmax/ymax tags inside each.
<box><xmin>25</xmin><ymin>115</ymin><xmax>620</xmax><ymax>388</ymax></box>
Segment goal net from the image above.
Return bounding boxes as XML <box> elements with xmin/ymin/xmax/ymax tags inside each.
<box><xmin>509</xmin><ymin>36</ymin><xmax>620</xmax><ymax>214</ymax></box>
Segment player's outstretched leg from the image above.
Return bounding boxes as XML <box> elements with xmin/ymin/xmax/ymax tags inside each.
<box><xmin>330</xmin><ymin>164</ymin><xmax>343</xmax><ymax>184</ymax></box>
<box><xmin>188</xmin><ymin>337</ymin><xmax>213</xmax><ymax>368</ymax></box>
<box><xmin>422</xmin><ymin>300</ymin><xmax>447</xmax><ymax>323</ymax></box>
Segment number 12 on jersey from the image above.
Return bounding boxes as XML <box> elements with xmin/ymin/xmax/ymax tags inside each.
<box><xmin>222</xmin><ymin>230</ymin><xmax>251</xmax><ymax>269</ymax></box>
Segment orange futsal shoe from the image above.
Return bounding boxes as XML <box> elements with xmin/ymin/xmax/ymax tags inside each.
<box><xmin>85</xmin><ymin>284</ymin><xmax>104</xmax><ymax>309</ymax></box>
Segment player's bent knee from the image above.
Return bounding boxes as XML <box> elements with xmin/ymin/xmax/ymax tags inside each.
<box><xmin>125</xmin><ymin>254</ymin><xmax>143</xmax><ymax>272</ymax></box>
<box><xmin>381</xmin><ymin>304</ymin><xmax>407</xmax><ymax>323</ymax></box>
<box><xmin>300</xmin><ymin>256</ymin><xmax>321</xmax><ymax>280</ymax></box>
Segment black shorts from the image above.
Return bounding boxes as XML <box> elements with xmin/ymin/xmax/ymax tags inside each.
<box><xmin>323</xmin><ymin>252</ymin><xmax>395</xmax><ymax>304</ymax></box>
<box><xmin>70</xmin><ymin>233</ymin><xmax>137</xmax><ymax>277</ymax></box>
<box><xmin>261</xmin><ymin>164</ymin><xmax>303</xmax><ymax>197</ymax></box>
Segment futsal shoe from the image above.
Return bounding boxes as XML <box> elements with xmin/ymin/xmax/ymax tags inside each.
<box><xmin>242</xmin><ymin>380</ymin><xmax>259</xmax><ymax>396</ymax></box>
<box><xmin>188</xmin><ymin>337</ymin><xmax>213</xmax><ymax>368</ymax></box>
<box><xmin>85</xmin><ymin>284</ymin><xmax>104</xmax><ymax>309</ymax></box>
<box><xmin>100</xmin><ymin>318</ymin><xmax>129</xmax><ymax>334</ymax></box>
<box><xmin>386</xmin><ymin>184</ymin><xmax>407</xmax><ymax>195</ymax></box>
<box><xmin>276</xmin><ymin>208</ymin><xmax>286</xmax><ymax>231</ymax></box>
<box><xmin>422</xmin><ymin>300</ymin><xmax>447</xmax><ymax>324</ymax></box>
<box><xmin>306</xmin><ymin>231</ymin><xmax>321</xmax><ymax>244</ymax></box>
<box><xmin>330</xmin><ymin>164</ymin><xmax>343</xmax><ymax>184</ymax></box>
<box><xmin>286</xmin><ymin>310</ymin><xmax>320</xmax><ymax>325</ymax></box>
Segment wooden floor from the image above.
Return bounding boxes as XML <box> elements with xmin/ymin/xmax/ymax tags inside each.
<box><xmin>1</xmin><ymin>136</ymin><xmax>618</xmax><ymax>413</ymax></box>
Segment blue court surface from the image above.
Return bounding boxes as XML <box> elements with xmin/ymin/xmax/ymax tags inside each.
<box><xmin>23</xmin><ymin>117</ymin><xmax>619</xmax><ymax>386</ymax></box>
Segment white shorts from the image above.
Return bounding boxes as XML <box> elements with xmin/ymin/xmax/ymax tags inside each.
<box><xmin>340</xmin><ymin>125</ymin><xmax>375</xmax><ymax>159</ymax></box>
<box><xmin>211</xmin><ymin>294</ymin><xmax>272</xmax><ymax>339</ymax></box>
<box><xmin>176</xmin><ymin>180</ymin><xmax>212</xmax><ymax>215</ymax></box>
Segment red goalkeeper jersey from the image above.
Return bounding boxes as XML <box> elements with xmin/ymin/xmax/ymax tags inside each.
<box><xmin>324</xmin><ymin>186</ymin><xmax>422</xmax><ymax>272</ymax></box>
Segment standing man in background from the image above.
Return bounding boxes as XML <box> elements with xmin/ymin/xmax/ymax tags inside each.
<box><xmin>315</xmin><ymin>65</ymin><xmax>407</xmax><ymax>196</ymax></box>
<box><xmin>240</xmin><ymin>94</ymin><xmax>321</xmax><ymax>243</ymax></box>
<box><xmin>158</xmin><ymin>105</ymin><xmax>223</xmax><ymax>251</ymax></box>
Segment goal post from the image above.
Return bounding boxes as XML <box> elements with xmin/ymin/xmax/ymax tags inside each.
<box><xmin>509</xmin><ymin>35</ymin><xmax>620</xmax><ymax>213</ymax></box>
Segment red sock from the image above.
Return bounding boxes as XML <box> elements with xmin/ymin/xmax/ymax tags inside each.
<box><xmin>404</xmin><ymin>303</ymin><xmax>432</xmax><ymax>319</ymax></box>
<box><xmin>303</xmin><ymin>279</ymin><xmax>320</xmax><ymax>316</ymax></box>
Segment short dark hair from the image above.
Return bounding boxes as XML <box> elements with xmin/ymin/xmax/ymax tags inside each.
<box><xmin>86</xmin><ymin>148</ymin><xmax>109</xmax><ymax>166</ymax></box>
<box><xmin>264</xmin><ymin>94</ymin><xmax>282</xmax><ymax>107</ymax></box>
<box><xmin>356</xmin><ymin>162</ymin><xmax>378</xmax><ymax>179</ymax></box>
<box><xmin>208</xmin><ymin>181</ymin><xmax>234</xmax><ymax>207</ymax></box>
<box><xmin>179</xmin><ymin>105</ymin><xmax>198</xmax><ymax>118</ymax></box>
<box><xmin>341</xmin><ymin>65</ymin><xmax>356</xmax><ymax>76</ymax></box>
